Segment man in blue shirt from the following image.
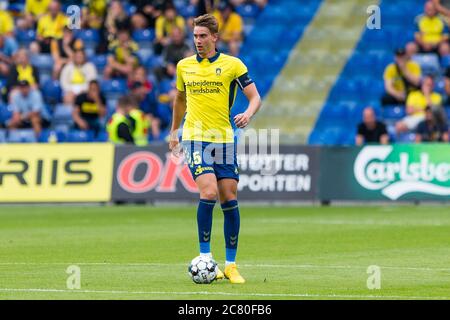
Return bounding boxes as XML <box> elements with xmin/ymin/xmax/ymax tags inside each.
<box><xmin>0</xmin><ymin>34</ymin><xmax>18</xmax><ymax>77</ymax></box>
<box><xmin>7</xmin><ymin>80</ymin><xmax>50</xmax><ymax>136</ymax></box>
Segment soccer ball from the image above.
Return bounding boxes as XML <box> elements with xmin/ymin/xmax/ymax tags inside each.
<box><xmin>188</xmin><ymin>255</ymin><xmax>218</xmax><ymax>284</ymax></box>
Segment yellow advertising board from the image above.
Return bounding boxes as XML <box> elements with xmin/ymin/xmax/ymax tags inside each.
<box><xmin>0</xmin><ymin>143</ymin><xmax>114</xmax><ymax>202</ymax></box>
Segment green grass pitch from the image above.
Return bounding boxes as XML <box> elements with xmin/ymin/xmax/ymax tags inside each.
<box><xmin>0</xmin><ymin>205</ymin><xmax>449</xmax><ymax>300</ymax></box>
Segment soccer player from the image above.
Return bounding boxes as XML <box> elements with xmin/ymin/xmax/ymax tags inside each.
<box><xmin>169</xmin><ymin>14</ymin><xmax>261</xmax><ymax>284</ymax></box>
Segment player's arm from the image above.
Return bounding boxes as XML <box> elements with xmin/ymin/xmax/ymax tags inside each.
<box><xmin>169</xmin><ymin>89</ymin><xmax>186</xmax><ymax>151</ymax></box>
<box><xmin>234</xmin><ymin>83</ymin><xmax>262</xmax><ymax>128</ymax></box>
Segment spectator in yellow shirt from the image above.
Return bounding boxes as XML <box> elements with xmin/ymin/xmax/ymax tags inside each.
<box><xmin>213</xmin><ymin>2</ymin><xmax>243</xmax><ymax>56</ymax></box>
<box><xmin>30</xmin><ymin>0</ymin><xmax>68</xmax><ymax>54</ymax></box>
<box><xmin>0</xmin><ymin>9</ymin><xmax>15</xmax><ymax>37</ymax></box>
<box><xmin>412</xmin><ymin>1</ymin><xmax>448</xmax><ymax>55</ymax></box>
<box><xmin>396</xmin><ymin>76</ymin><xmax>443</xmax><ymax>134</ymax></box>
<box><xmin>154</xmin><ymin>4</ymin><xmax>186</xmax><ymax>55</ymax></box>
<box><xmin>382</xmin><ymin>47</ymin><xmax>422</xmax><ymax>106</ymax></box>
<box><xmin>17</xmin><ymin>0</ymin><xmax>52</xmax><ymax>30</ymax></box>
<box><xmin>104</xmin><ymin>29</ymin><xmax>139</xmax><ymax>79</ymax></box>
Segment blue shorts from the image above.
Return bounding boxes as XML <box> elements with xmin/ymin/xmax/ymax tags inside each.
<box><xmin>182</xmin><ymin>140</ymin><xmax>239</xmax><ymax>181</ymax></box>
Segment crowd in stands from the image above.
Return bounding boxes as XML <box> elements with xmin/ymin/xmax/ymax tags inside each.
<box><xmin>0</xmin><ymin>0</ymin><xmax>265</xmax><ymax>143</ymax></box>
<box><xmin>363</xmin><ymin>0</ymin><xmax>450</xmax><ymax>145</ymax></box>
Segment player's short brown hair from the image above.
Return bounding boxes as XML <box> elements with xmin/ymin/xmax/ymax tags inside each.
<box><xmin>193</xmin><ymin>14</ymin><xmax>219</xmax><ymax>34</ymax></box>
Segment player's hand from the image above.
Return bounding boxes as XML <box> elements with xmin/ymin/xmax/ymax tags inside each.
<box><xmin>168</xmin><ymin>130</ymin><xmax>182</xmax><ymax>156</ymax></box>
<box><xmin>234</xmin><ymin>112</ymin><xmax>252</xmax><ymax>128</ymax></box>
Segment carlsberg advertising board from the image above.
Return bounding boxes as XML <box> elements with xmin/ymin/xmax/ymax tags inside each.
<box><xmin>320</xmin><ymin>144</ymin><xmax>450</xmax><ymax>201</ymax></box>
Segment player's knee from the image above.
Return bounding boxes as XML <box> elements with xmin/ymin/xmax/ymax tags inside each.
<box><xmin>200</xmin><ymin>189</ymin><xmax>218</xmax><ymax>201</ymax></box>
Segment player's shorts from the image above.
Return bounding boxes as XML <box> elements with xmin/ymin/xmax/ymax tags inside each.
<box><xmin>182</xmin><ymin>140</ymin><xmax>239</xmax><ymax>181</ymax></box>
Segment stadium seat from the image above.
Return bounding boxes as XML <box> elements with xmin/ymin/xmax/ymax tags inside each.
<box><xmin>7</xmin><ymin>129</ymin><xmax>37</xmax><ymax>143</ymax></box>
<box><xmin>412</xmin><ymin>54</ymin><xmax>441</xmax><ymax>76</ymax></box>
<box><xmin>30</xmin><ymin>54</ymin><xmax>54</xmax><ymax>72</ymax></box>
<box><xmin>95</xmin><ymin>130</ymin><xmax>109</xmax><ymax>142</ymax></box>
<box><xmin>132</xmin><ymin>29</ymin><xmax>155</xmax><ymax>49</ymax></box>
<box><xmin>66</xmin><ymin>130</ymin><xmax>95</xmax><ymax>142</ymax></box>
<box><xmin>178</xmin><ymin>4</ymin><xmax>197</xmax><ymax>18</ymax></box>
<box><xmin>53</xmin><ymin>104</ymin><xmax>73</xmax><ymax>123</ymax></box>
<box><xmin>38</xmin><ymin>129</ymin><xmax>67</xmax><ymax>143</ymax></box>
<box><xmin>100</xmin><ymin>79</ymin><xmax>128</xmax><ymax>99</ymax></box>
<box><xmin>136</xmin><ymin>48</ymin><xmax>154</xmax><ymax>66</ymax></box>
<box><xmin>0</xmin><ymin>103</ymin><xmax>12</xmax><ymax>124</ymax></box>
<box><xmin>382</xmin><ymin>105</ymin><xmax>406</xmax><ymax>120</ymax></box>
<box><xmin>16</xmin><ymin>29</ymin><xmax>36</xmax><ymax>46</ymax></box>
<box><xmin>236</xmin><ymin>4</ymin><xmax>260</xmax><ymax>19</ymax></box>
<box><xmin>0</xmin><ymin>129</ymin><xmax>6</xmax><ymax>143</ymax></box>
<box><xmin>42</xmin><ymin>80</ymin><xmax>62</xmax><ymax>105</ymax></box>
<box><xmin>74</xmin><ymin>29</ymin><xmax>100</xmax><ymax>51</ymax></box>
<box><xmin>89</xmin><ymin>55</ymin><xmax>107</xmax><ymax>74</ymax></box>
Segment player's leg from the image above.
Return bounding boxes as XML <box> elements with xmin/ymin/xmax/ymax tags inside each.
<box><xmin>195</xmin><ymin>173</ymin><xmax>218</xmax><ymax>257</ymax></box>
<box><xmin>218</xmin><ymin>178</ymin><xmax>245</xmax><ymax>283</ymax></box>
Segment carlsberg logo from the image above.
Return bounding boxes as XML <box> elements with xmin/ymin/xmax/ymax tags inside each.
<box><xmin>354</xmin><ymin>146</ymin><xmax>450</xmax><ymax>200</ymax></box>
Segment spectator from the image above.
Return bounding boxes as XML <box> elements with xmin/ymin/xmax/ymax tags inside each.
<box><xmin>51</xmin><ymin>26</ymin><xmax>85</xmax><ymax>79</ymax></box>
<box><xmin>60</xmin><ymin>49</ymin><xmax>98</xmax><ymax>105</ymax></box>
<box><xmin>410</xmin><ymin>1</ymin><xmax>448</xmax><ymax>56</ymax></box>
<box><xmin>130</xmin><ymin>0</ymin><xmax>164</xmax><ymax>30</ymax></box>
<box><xmin>356</xmin><ymin>107</ymin><xmax>389</xmax><ymax>145</ymax></box>
<box><xmin>154</xmin><ymin>4</ymin><xmax>186</xmax><ymax>55</ymax></box>
<box><xmin>382</xmin><ymin>48</ymin><xmax>422</xmax><ymax>106</ymax></box>
<box><xmin>230</xmin><ymin>0</ymin><xmax>267</xmax><ymax>9</ymax></box>
<box><xmin>213</xmin><ymin>2</ymin><xmax>244</xmax><ymax>56</ymax></box>
<box><xmin>104</xmin><ymin>0</ymin><xmax>131</xmax><ymax>40</ymax></box>
<box><xmin>415</xmin><ymin>106</ymin><xmax>449</xmax><ymax>142</ymax></box>
<box><xmin>31</xmin><ymin>0</ymin><xmax>68</xmax><ymax>54</ymax></box>
<box><xmin>73</xmin><ymin>80</ymin><xmax>106</xmax><ymax>135</ymax></box>
<box><xmin>396</xmin><ymin>76</ymin><xmax>442</xmax><ymax>134</ymax></box>
<box><xmin>104</xmin><ymin>29</ymin><xmax>139</xmax><ymax>79</ymax></box>
<box><xmin>128</xmin><ymin>94</ymin><xmax>150</xmax><ymax>146</ymax></box>
<box><xmin>7</xmin><ymin>80</ymin><xmax>49</xmax><ymax>136</ymax></box>
<box><xmin>81</xmin><ymin>0</ymin><xmax>108</xmax><ymax>30</ymax></box>
<box><xmin>0</xmin><ymin>7</ymin><xmax>15</xmax><ymax>37</ymax></box>
<box><xmin>17</xmin><ymin>0</ymin><xmax>52</xmax><ymax>30</ymax></box>
<box><xmin>130</xmin><ymin>81</ymin><xmax>161</xmax><ymax>139</ymax></box>
<box><xmin>155</xmin><ymin>26</ymin><xmax>193</xmax><ymax>81</ymax></box>
<box><xmin>0</xmin><ymin>34</ymin><xmax>18</xmax><ymax>77</ymax></box>
<box><xmin>128</xmin><ymin>65</ymin><xmax>153</xmax><ymax>93</ymax></box>
<box><xmin>6</xmin><ymin>49</ymin><xmax>40</xmax><ymax>101</ymax></box>
<box><xmin>106</xmin><ymin>95</ymin><xmax>135</xmax><ymax>144</ymax></box>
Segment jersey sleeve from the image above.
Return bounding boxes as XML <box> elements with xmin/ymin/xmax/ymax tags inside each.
<box><xmin>176</xmin><ymin>61</ymin><xmax>185</xmax><ymax>91</ymax></box>
<box><xmin>234</xmin><ymin>58</ymin><xmax>254</xmax><ymax>90</ymax></box>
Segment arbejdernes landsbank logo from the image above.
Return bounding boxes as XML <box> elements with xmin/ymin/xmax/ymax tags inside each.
<box><xmin>354</xmin><ymin>146</ymin><xmax>450</xmax><ymax>200</ymax></box>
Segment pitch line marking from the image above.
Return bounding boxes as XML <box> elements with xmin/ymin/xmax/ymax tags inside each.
<box><xmin>0</xmin><ymin>262</ymin><xmax>449</xmax><ymax>272</ymax></box>
<box><xmin>0</xmin><ymin>288</ymin><xmax>448</xmax><ymax>300</ymax></box>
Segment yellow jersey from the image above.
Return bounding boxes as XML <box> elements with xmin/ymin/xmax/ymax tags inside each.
<box><xmin>406</xmin><ymin>90</ymin><xmax>442</xmax><ymax>117</ymax></box>
<box><xmin>176</xmin><ymin>52</ymin><xmax>253</xmax><ymax>143</ymax></box>
<box><xmin>37</xmin><ymin>13</ymin><xmax>68</xmax><ymax>39</ymax></box>
<box><xmin>25</xmin><ymin>0</ymin><xmax>52</xmax><ymax>17</ymax></box>
<box><xmin>213</xmin><ymin>11</ymin><xmax>244</xmax><ymax>42</ymax></box>
<box><xmin>383</xmin><ymin>61</ymin><xmax>421</xmax><ymax>93</ymax></box>
<box><xmin>0</xmin><ymin>10</ymin><xmax>14</xmax><ymax>35</ymax></box>
<box><xmin>417</xmin><ymin>15</ymin><xmax>446</xmax><ymax>45</ymax></box>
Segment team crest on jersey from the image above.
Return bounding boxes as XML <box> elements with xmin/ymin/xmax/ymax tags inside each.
<box><xmin>215</xmin><ymin>68</ymin><xmax>222</xmax><ymax>76</ymax></box>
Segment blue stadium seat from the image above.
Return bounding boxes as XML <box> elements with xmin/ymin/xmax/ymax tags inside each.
<box><xmin>53</xmin><ymin>104</ymin><xmax>73</xmax><ymax>122</ymax></box>
<box><xmin>42</xmin><ymin>80</ymin><xmax>62</xmax><ymax>104</ymax></box>
<box><xmin>132</xmin><ymin>29</ymin><xmax>155</xmax><ymax>49</ymax></box>
<box><xmin>66</xmin><ymin>130</ymin><xmax>95</xmax><ymax>142</ymax></box>
<box><xmin>382</xmin><ymin>105</ymin><xmax>406</xmax><ymax>120</ymax></box>
<box><xmin>441</xmin><ymin>55</ymin><xmax>450</xmax><ymax>68</ymax></box>
<box><xmin>100</xmin><ymin>79</ymin><xmax>128</xmax><ymax>99</ymax></box>
<box><xmin>0</xmin><ymin>129</ymin><xmax>6</xmax><ymax>143</ymax></box>
<box><xmin>95</xmin><ymin>130</ymin><xmax>109</xmax><ymax>142</ymax></box>
<box><xmin>30</xmin><ymin>54</ymin><xmax>54</xmax><ymax>73</ymax></box>
<box><xmin>16</xmin><ymin>29</ymin><xmax>36</xmax><ymax>46</ymax></box>
<box><xmin>136</xmin><ymin>48</ymin><xmax>154</xmax><ymax>66</ymax></box>
<box><xmin>236</xmin><ymin>4</ymin><xmax>260</xmax><ymax>19</ymax></box>
<box><xmin>74</xmin><ymin>29</ymin><xmax>100</xmax><ymax>49</ymax></box>
<box><xmin>38</xmin><ymin>129</ymin><xmax>67</xmax><ymax>143</ymax></box>
<box><xmin>7</xmin><ymin>129</ymin><xmax>37</xmax><ymax>143</ymax></box>
<box><xmin>0</xmin><ymin>103</ymin><xmax>12</xmax><ymax>125</ymax></box>
<box><xmin>178</xmin><ymin>4</ymin><xmax>197</xmax><ymax>18</ymax></box>
<box><xmin>412</xmin><ymin>54</ymin><xmax>441</xmax><ymax>76</ymax></box>
<box><xmin>89</xmin><ymin>55</ymin><xmax>107</xmax><ymax>73</ymax></box>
